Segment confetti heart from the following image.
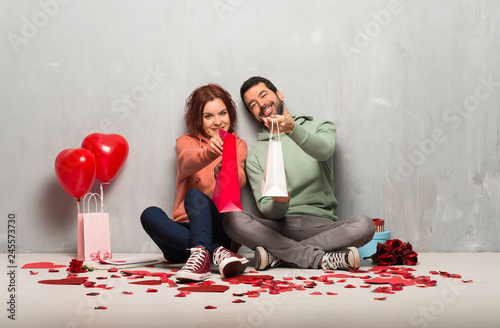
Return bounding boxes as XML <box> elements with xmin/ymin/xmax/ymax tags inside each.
<box><xmin>222</xmin><ymin>274</ymin><xmax>274</xmax><ymax>282</ymax></box>
<box><xmin>38</xmin><ymin>277</ymin><xmax>89</xmax><ymax>285</ymax></box>
<box><xmin>364</xmin><ymin>276</ymin><xmax>416</xmax><ymax>286</ymax></box>
<box><xmin>232</xmin><ymin>299</ymin><xmax>246</xmax><ymax>303</ymax></box>
<box><xmin>129</xmin><ymin>280</ymin><xmax>162</xmax><ymax>285</ymax></box>
<box><xmin>22</xmin><ymin>262</ymin><xmax>67</xmax><ymax>269</ymax></box>
<box><xmin>177</xmin><ymin>285</ymin><xmax>229</xmax><ymax>293</ymax></box>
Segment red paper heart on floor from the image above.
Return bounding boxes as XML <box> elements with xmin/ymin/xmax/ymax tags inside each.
<box><xmin>129</xmin><ymin>280</ymin><xmax>162</xmax><ymax>285</ymax></box>
<box><xmin>364</xmin><ymin>276</ymin><xmax>415</xmax><ymax>286</ymax></box>
<box><xmin>22</xmin><ymin>262</ymin><xmax>67</xmax><ymax>269</ymax></box>
<box><xmin>151</xmin><ymin>272</ymin><xmax>175</xmax><ymax>278</ymax></box>
<box><xmin>374</xmin><ymin>297</ymin><xmax>388</xmax><ymax>301</ymax></box>
<box><xmin>122</xmin><ymin>270</ymin><xmax>152</xmax><ymax>276</ymax></box>
<box><xmin>370</xmin><ymin>266</ymin><xmax>401</xmax><ymax>271</ymax></box>
<box><xmin>222</xmin><ymin>274</ymin><xmax>274</xmax><ymax>282</ymax></box>
<box><xmin>38</xmin><ymin>277</ymin><xmax>88</xmax><ymax>285</ymax></box>
<box><xmin>319</xmin><ymin>273</ymin><xmax>352</xmax><ymax>279</ymax></box>
<box><xmin>232</xmin><ymin>299</ymin><xmax>246</xmax><ymax>303</ymax></box>
<box><xmin>177</xmin><ymin>285</ymin><xmax>229</xmax><ymax>293</ymax></box>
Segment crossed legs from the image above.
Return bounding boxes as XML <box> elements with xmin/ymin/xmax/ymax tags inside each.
<box><xmin>222</xmin><ymin>211</ymin><xmax>375</xmax><ymax>269</ymax></box>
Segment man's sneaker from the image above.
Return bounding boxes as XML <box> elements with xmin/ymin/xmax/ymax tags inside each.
<box><xmin>321</xmin><ymin>247</ymin><xmax>360</xmax><ymax>271</ymax></box>
<box><xmin>212</xmin><ymin>246</ymin><xmax>249</xmax><ymax>278</ymax></box>
<box><xmin>254</xmin><ymin>246</ymin><xmax>282</xmax><ymax>270</ymax></box>
<box><xmin>175</xmin><ymin>246</ymin><xmax>211</xmax><ymax>281</ymax></box>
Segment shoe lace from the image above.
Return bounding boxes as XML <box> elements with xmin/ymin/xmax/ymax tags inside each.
<box><xmin>269</xmin><ymin>253</ymin><xmax>281</xmax><ymax>267</ymax></box>
<box><xmin>182</xmin><ymin>248</ymin><xmax>208</xmax><ymax>271</ymax></box>
<box><xmin>213</xmin><ymin>247</ymin><xmax>232</xmax><ymax>265</ymax></box>
<box><xmin>325</xmin><ymin>251</ymin><xmax>348</xmax><ymax>270</ymax></box>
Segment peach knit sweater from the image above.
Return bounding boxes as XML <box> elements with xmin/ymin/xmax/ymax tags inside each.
<box><xmin>172</xmin><ymin>132</ymin><xmax>247</xmax><ymax>222</ymax></box>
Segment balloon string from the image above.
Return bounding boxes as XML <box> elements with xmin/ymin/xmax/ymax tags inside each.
<box><xmin>100</xmin><ymin>183</ymin><xmax>104</xmax><ymax>213</ymax></box>
<box><xmin>77</xmin><ymin>200</ymin><xmax>81</xmax><ymax>215</ymax></box>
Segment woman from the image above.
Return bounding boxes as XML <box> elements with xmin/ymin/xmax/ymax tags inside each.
<box><xmin>141</xmin><ymin>84</ymin><xmax>249</xmax><ymax>281</ymax></box>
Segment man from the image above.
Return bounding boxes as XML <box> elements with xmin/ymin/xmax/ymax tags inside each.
<box><xmin>223</xmin><ymin>76</ymin><xmax>375</xmax><ymax>271</ymax></box>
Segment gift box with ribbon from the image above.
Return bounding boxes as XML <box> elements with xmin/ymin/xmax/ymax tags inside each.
<box><xmin>358</xmin><ymin>218</ymin><xmax>390</xmax><ymax>259</ymax></box>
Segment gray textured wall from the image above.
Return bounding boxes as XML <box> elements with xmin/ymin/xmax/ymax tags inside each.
<box><xmin>1</xmin><ymin>0</ymin><xmax>499</xmax><ymax>254</ymax></box>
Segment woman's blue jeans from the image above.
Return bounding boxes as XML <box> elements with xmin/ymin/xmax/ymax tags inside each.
<box><xmin>140</xmin><ymin>189</ymin><xmax>231</xmax><ymax>262</ymax></box>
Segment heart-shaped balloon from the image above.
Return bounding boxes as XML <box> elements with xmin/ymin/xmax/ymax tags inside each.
<box><xmin>82</xmin><ymin>133</ymin><xmax>129</xmax><ymax>183</ymax></box>
<box><xmin>54</xmin><ymin>148</ymin><xmax>96</xmax><ymax>201</ymax></box>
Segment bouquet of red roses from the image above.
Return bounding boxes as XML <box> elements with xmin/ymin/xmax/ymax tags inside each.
<box><xmin>367</xmin><ymin>239</ymin><xmax>418</xmax><ymax>266</ymax></box>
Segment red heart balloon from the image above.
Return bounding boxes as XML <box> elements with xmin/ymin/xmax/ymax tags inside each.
<box><xmin>82</xmin><ymin>133</ymin><xmax>129</xmax><ymax>183</ymax></box>
<box><xmin>54</xmin><ymin>148</ymin><xmax>96</xmax><ymax>201</ymax></box>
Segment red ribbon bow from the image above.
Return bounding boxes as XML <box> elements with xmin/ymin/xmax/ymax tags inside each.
<box><xmin>90</xmin><ymin>249</ymin><xmax>112</xmax><ymax>261</ymax></box>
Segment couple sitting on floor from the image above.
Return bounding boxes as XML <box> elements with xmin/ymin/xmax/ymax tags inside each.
<box><xmin>141</xmin><ymin>76</ymin><xmax>376</xmax><ymax>281</ymax></box>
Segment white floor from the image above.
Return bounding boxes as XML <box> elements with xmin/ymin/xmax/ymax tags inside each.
<box><xmin>1</xmin><ymin>251</ymin><xmax>499</xmax><ymax>328</ymax></box>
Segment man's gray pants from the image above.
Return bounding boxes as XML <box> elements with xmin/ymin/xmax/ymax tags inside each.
<box><xmin>223</xmin><ymin>211</ymin><xmax>376</xmax><ymax>269</ymax></box>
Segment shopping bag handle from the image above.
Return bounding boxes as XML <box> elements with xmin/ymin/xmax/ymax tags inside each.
<box><xmin>81</xmin><ymin>193</ymin><xmax>104</xmax><ymax>214</ymax></box>
<box><xmin>269</xmin><ymin>118</ymin><xmax>280</xmax><ymax>141</ymax></box>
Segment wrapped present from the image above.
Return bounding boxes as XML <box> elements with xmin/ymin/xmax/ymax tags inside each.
<box><xmin>372</xmin><ymin>218</ymin><xmax>385</xmax><ymax>232</ymax></box>
<box><xmin>359</xmin><ymin>230</ymin><xmax>391</xmax><ymax>259</ymax></box>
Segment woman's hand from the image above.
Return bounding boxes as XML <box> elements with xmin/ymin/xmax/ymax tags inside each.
<box><xmin>213</xmin><ymin>161</ymin><xmax>222</xmax><ymax>180</ymax></box>
<box><xmin>209</xmin><ymin>136</ymin><xmax>224</xmax><ymax>156</ymax></box>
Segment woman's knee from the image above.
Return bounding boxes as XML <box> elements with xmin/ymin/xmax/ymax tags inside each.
<box><xmin>184</xmin><ymin>189</ymin><xmax>209</xmax><ymax>211</ymax></box>
<box><xmin>185</xmin><ymin>188</ymin><xmax>205</xmax><ymax>201</ymax></box>
<box><xmin>140</xmin><ymin>206</ymin><xmax>162</xmax><ymax>226</ymax></box>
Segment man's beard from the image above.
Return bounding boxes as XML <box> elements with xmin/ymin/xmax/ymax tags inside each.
<box><xmin>259</xmin><ymin>97</ymin><xmax>284</xmax><ymax>117</ymax></box>
<box><xmin>274</xmin><ymin>98</ymin><xmax>284</xmax><ymax>115</ymax></box>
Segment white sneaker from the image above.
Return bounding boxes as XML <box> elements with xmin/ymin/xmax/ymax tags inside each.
<box><xmin>254</xmin><ymin>246</ymin><xmax>282</xmax><ymax>270</ymax></box>
<box><xmin>212</xmin><ymin>246</ymin><xmax>249</xmax><ymax>278</ymax></box>
<box><xmin>321</xmin><ymin>247</ymin><xmax>360</xmax><ymax>271</ymax></box>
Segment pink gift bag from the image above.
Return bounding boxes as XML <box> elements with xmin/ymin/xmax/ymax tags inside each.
<box><xmin>77</xmin><ymin>193</ymin><xmax>111</xmax><ymax>261</ymax></box>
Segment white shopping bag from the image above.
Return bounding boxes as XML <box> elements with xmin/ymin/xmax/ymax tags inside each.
<box><xmin>260</xmin><ymin>119</ymin><xmax>288</xmax><ymax>197</ymax></box>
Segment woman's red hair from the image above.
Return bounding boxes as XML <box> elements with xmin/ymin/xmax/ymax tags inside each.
<box><xmin>184</xmin><ymin>84</ymin><xmax>238</xmax><ymax>138</ymax></box>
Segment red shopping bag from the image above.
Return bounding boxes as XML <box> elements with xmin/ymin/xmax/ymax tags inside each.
<box><xmin>212</xmin><ymin>129</ymin><xmax>242</xmax><ymax>213</ymax></box>
<box><xmin>77</xmin><ymin>193</ymin><xmax>111</xmax><ymax>261</ymax></box>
